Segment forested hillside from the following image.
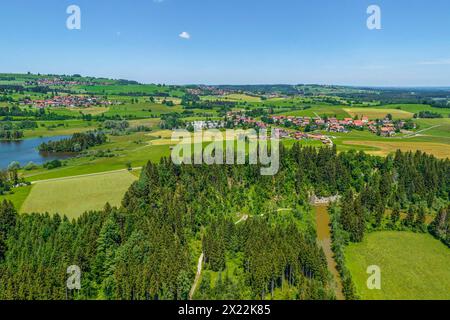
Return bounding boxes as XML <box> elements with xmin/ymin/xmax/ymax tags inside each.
<box><xmin>0</xmin><ymin>145</ymin><xmax>448</xmax><ymax>300</ymax></box>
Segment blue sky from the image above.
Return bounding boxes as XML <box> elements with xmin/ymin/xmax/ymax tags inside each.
<box><xmin>1</xmin><ymin>0</ymin><xmax>450</xmax><ymax>86</ymax></box>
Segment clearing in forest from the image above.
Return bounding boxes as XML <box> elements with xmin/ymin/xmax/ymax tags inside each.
<box><xmin>21</xmin><ymin>170</ymin><xmax>137</xmax><ymax>219</ymax></box>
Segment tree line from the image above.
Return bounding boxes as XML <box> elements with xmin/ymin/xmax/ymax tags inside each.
<box><xmin>38</xmin><ymin>132</ymin><xmax>107</xmax><ymax>153</ymax></box>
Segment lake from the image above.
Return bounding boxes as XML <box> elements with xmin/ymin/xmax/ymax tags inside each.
<box><xmin>0</xmin><ymin>135</ymin><xmax>73</xmax><ymax>169</ymax></box>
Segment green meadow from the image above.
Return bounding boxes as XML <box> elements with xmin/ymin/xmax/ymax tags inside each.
<box><xmin>377</xmin><ymin>104</ymin><xmax>450</xmax><ymax>117</ymax></box>
<box><xmin>344</xmin><ymin>107</ymin><xmax>414</xmax><ymax>120</ymax></box>
<box><xmin>104</xmin><ymin>102</ymin><xmax>184</xmax><ymax>117</ymax></box>
<box><xmin>75</xmin><ymin>84</ymin><xmax>185</xmax><ymax>97</ymax></box>
<box><xmin>281</xmin><ymin>105</ymin><xmax>351</xmax><ymax>119</ymax></box>
<box><xmin>23</xmin><ymin>119</ymin><xmax>99</xmax><ymax>138</ymax></box>
<box><xmin>345</xmin><ymin>231</ymin><xmax>450</xmax><ymax>300</ymax></box>
<box><xmin>21</xmin><ymin>132</ymin><xmax>173</xmax><ymax>181</ymax></box>
<box><xmin>0</xmin><ymin>185</ymin><xmax>33</xmax><ymax>211</ymax></box>
<box><xmin>20</xmin><ymin>170</ymin><xmax>137</xmax><ymax>219</ymax></box>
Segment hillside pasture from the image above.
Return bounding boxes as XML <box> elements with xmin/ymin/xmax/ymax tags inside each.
<box><xmin>23</xmin><ymin>120</ymin><xmax>99</xmax><ymax>138</ymax></box>
<box><xmin>75</xmin><ymin>84</ymin><xmax>185</xmax><ymax>97</ymax></box>
<box><xmin>342</xmin><ymin>140</ymin><xmax>450</xmax><ymax>158</ymax></box>
<box><xmin>377</xmin><ymin>104</ymin><xmax>450</xmax><ymax>117</ymax></box>
<box><xmin>21</xmin><ymin>170</ymin><xmax>137</xmax><ymax>219</ymax></box>
<box><xmin>201</xmin><ymin>93</ymin><xmax>262</xmax><ymax>102</ymax></box>
<box><xmin>345</xmin><ymin>231</ymin><xmax>450</xmax><ymax>300</ymax></box>
<box><xmin>344</xmin><ymin>107</ymin><xmax>414</xmax><ymax>120</ymax></box>
<box><xmin>104</xmin><ymin>102</ymin><xmax>183</xmax><ymax>117</ymax></box>
<box><xmin>281</xmin><ymin>105</ymin><xmax>351</xmax><ymax>119</ymax></box>
<box><xmin>0</xmin><ymin>185</ymin><xmax>33</xmax><ymax>211</ymax></box>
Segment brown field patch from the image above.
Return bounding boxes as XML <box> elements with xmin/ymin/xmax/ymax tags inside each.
<box><xmin>344</xmin><ymin>108</ymin><xmax>414</xmax><ymax>120</ymax></box>
<box><xmin>343</xmin><ymin>140</ymin><xmax>450</xmax><ymax>158</ymax></box>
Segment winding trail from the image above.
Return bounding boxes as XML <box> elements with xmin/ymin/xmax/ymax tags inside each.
<box><xmin>188</xmin><ymin>214</ymin><xmax>248</xmax><ymax>300</ymax></box>
<box><xmin>189</xmin><ymin>252</ymin><xmax>204</xmax><ymax>300</ymax></box>
<box><xmin>314</xmin><ymin>205</ymin><xmax>344</xmax><ymax>300</ymax></box>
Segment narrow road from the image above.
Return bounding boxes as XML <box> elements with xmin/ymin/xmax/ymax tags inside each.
<box><xmin>314</xmin><ymin>205</ymin><xmax>344</xmax><ymax>300</ymax></box>
<box><xmin>403</xmin><ymin>125</ymin><xmax>441</xmax><ymax>139</ymax></box>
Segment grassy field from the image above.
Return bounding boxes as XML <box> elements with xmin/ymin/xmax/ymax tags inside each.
<box><xmin>281</xmin><ymin>105</ymin><xmax>350</xmax><ymax>119</ymax></box>
<box><xmin>201</xmin><ymin>93</ymin><xmax>262</xmax><ymax>102</ymax></box>
<box><xmin>414</xmin><ymin>118</ymin><xmax>450</xmax><ymax>138</ymax></box>
<box><xmin>377</xmin><ymin>104</ymin><xmax>450</xmax><ymax>117</ymax></box>
<box><xmin>75</xmin><ymin>84</ymin><xmax>185</xmax><ymax>97</ymax></box>
<box><xmin>20</xmin><ymin>170</ymin><xmax>137</xmax><ymax>219</ymax></box>
<box><xmin>104</xmin><ymin>102</ymin><xmax>183</xmax><ymax>117</ymax></box>
<box><xmin>325</xmin><ymin>117</ymin><xmax>450</xmax><ymax>158</ymax></box>
<box><xmin>345</xmin><ymin>231</ymin><xmax>450</xmax><ymax>300</ymax></box>
<box><xmin>344</xmin><ymin>107</ymin><xmax>414</xmax><ymax>120</ymax></box>
<box><xmin>342</xmin><ymin>140</ymin><xmax>450</xmax><ymax>158</ymax></box>
<box><xmin>23</xmin><ymin>120</ymin><xmax>99</xmax><ymax>138</ymax></box>
<box><xmin>22</xmin><ymin>132</ymin><xmax>173</xmax><ymax>181</ymax></box>
<box><xmin>0</xmin><ymin>185</ymin><xmax>33</xmax><ymax>211</ymax></box>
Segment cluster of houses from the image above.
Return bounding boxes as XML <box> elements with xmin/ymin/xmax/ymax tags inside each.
<box><xmin>186</xmin><ymin>120</ymin><xmax>225</xmax><ymax>131</ymax></box>
<box><xmin>229</xmin><ymin>113</ymin><xmax>267</xmax><ymax>129</ymax></box>
<box><xmin>186</xmin><ymin>111</ymin><xmax>411</xmax><ymax>143</ymax></box>
<box><xmin>269</xmin><ymin>115</ymin><xmax>408</xmax><ymax>137</ymax></box>
<box><xmin>277</xmin><ymin>129</ymin><xmax>334</xmax><ymax>146</ymax></box>
<box><xmin>22</xmin><ymin>95</ymin><xmax>112</xmax><ymax>108</ymax></box>
<box><xmin>187</xmin><ymin>86</ymin><xmax>230</xmax><ymax>96</ymax></box>
<box><xmin>26</xmin><ymin>78</ymin><xmax>108</xmax><ymax>87</ymax></box>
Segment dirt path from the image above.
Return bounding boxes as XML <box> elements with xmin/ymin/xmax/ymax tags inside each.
<box><xmin>189</xmin><ymin>214</ymin><xmax>248</xmax><ymax>300</ymax></box>
<box><xmin>189</xmin><ymin>252</ymin><xmax>204</xmax><ymax>300</ymax></box>
<box><xmin>403</xmin><ymin>125</ymin><xmax>441</xmax><ymax>138</ymax></box>
<box><xmin>314</xmin><ymin>205</ymin><xmax>344</xmax><ymax>300</ymax></box>
<box><xmin>235</xmin><ymin>214</ymin><xmax>249</xmax><ymax>224</ymax></box>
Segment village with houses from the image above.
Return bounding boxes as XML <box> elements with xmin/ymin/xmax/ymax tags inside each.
<box><xmin>185</xmin><ymin>109</ymin><xmax>416</xmax><ymax>147</ymax></box>
<box><xmin>267</xmin><ymin>114</ymin><xmax>414</xmax><ymax>137</ymax></box>
<box><xmin>21</xmin><ymin>95</ymin><xmax>114</xmax><ymax>108</ymax></box>
<box><xmin>25</xmin><ymin>77</ymin><xmax>110</xmax><ymax>87</ymax></box>
<box><xmin>214</xmin><ymin>110</ymin><xmax>417</xmax><ymax>145</ymax></box>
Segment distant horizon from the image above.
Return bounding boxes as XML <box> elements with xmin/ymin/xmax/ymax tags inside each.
<box><xmin>5</xmin><ymin>71</ymin><xmax>450</xmax><ymax>90</ymax></box>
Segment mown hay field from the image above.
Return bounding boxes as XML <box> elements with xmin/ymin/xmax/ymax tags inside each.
<box><xmin>343</xmin><ymin>107</ymin><xmax>414</xmax><ymax>120</ymax></box>
<box><xmin>21</xmin><ymin>171</ymin><xmax>137</xmax><ymax>219</ymax></box>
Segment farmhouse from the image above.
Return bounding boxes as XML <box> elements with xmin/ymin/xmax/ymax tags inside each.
<box><xmin>380</xmin><ymin>126</ymin><xmax>396</xmax><ymax>137</ymax></box>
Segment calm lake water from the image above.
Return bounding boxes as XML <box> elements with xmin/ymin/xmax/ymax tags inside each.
<box><xmin>0</xmin><ymin>135</ymin><xmax>73</xmax><ymax>169</ymax></box>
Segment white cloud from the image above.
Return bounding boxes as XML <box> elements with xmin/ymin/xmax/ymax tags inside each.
<box><xmin>418</xmin><ymin>59</ymin><xmax>450</xmax><ymax>66</ymax></box>
<box><xmin>179</xmin><ymin>31</ymin><xmax>191</xmax><ymax>40</ymax></box>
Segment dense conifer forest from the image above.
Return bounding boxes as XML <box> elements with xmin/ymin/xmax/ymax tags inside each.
<box><xmin>0</xmin><ymin>145</ymin><xmax>448</xmax><ymax>300</ymax></box>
